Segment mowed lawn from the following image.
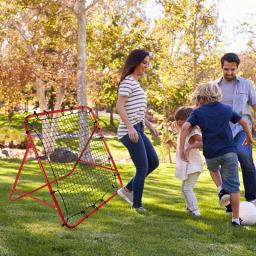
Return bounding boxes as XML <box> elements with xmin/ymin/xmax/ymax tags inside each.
<box><xmin>1</xmin><ymin>150</ymin><xmax>256</xmax><ymax>256</ymax></box>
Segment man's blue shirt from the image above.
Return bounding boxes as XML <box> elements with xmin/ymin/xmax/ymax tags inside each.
<box><xmin>215</xmin><ymin>76</ymin><xmax>256</xmax><ymax>137</ymax></box>
<box><xmin>187</xmin><ymin>102</ymin><xmax>241</xmax><ymax>159</ymax></box>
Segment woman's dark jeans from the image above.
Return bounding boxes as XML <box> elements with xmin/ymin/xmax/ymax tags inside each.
<box><xmin>120</xmin><ymin>122</ymin><xmax>159</xmax><ymax>208</ymax></box>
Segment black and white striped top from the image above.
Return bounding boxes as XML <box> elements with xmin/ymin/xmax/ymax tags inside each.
<box><xmin>117</xmin><ymin>75</ymin><xmax>147</xmax><ymax>139</ymax></box>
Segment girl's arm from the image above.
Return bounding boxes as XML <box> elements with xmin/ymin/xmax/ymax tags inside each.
<box><xmin>116</xmin><ymin>96</ymin><xmax>139</xmax><ymax>143</ymax></box>
<box><xmin>187</xmin><ymin>134</ymin><xmax>203</xmax><ymax>150</ymax></box>
<box><xmin>179</xmin><ymin>121</ymin><xmax>192</xmax><ymax>161</ymax></box>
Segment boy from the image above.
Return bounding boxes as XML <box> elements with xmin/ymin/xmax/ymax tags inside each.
<box><xmin>179</xmin><ymin>83</ymin><xmax>253</xmax><ymax>226</ymax></box>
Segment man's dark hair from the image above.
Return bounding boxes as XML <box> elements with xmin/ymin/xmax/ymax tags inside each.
<box><xmin>221</xmin><ymin>53</ymin><xmax>240</xmax><ymax>67</ymax></box>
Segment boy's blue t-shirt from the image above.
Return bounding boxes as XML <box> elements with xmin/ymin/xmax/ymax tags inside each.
<box><xmin>187</xmin><ymin>102</ymin><xmax>241</xmax><ymax>159</ymax></box>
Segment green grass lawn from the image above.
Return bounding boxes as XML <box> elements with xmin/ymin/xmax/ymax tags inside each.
<box><xmin>0</xmin><ymin>112</ymin><xmax>119</xmax><ymax>134</ymax></box>
<box><xmin>1</xmin><ymin>156</ymin><xmax>256</xmax><ymax>256</ymax></box>
<box><xmin>1</xmin><ymin>112</ymin><xmax>256</xmax><ymax>255</ymax></box>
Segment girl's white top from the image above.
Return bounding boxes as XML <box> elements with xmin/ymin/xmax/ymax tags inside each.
<box><xmin>175</xmin><ymin>127</ymin><xmax>203</xmax><ymax>180</ymax></box>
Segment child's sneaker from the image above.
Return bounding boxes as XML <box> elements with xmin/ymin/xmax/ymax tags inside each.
<box><xmin>117</xmin><ymin>187</ymin><xmax>133</xmax><ymax>205</ymax></box>
<box><xmin>218</xmin><ymin>189</ymin><xmax>230</xmax><ymax>206</ymax></box>
<box><xmin>231</xmin><ymin>218</ymin><xmax>243</xmax><ymax>226</ymax></box>
<box><xmin>192</xmin><ymin>210</ymin><xmax>201</xmax><ymax>217</ymax></box>
<box><xmin>186</xmin><ymin>207</ymin><xmax>192</xmax><ymax>213</ymax></box>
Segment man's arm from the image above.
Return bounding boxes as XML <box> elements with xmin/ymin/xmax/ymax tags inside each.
<box><xmin>251</xmin><ymin>105</ymin><xmax>256</xmax><ymax>120</ymax></box>
<box><xmin>239</xmin><ymin>118</ymin><xmax>253</xmax><ymax>145</ymax></box>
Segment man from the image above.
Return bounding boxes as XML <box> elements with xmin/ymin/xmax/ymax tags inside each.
<box><xmin>216</xmin><ymin>53</ymin><xmax>256</xmax><ymax>210</ymax></box>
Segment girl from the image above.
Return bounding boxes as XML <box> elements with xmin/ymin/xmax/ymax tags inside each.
<box><xmin>168</xmin><ymin>106</ymin><xmax>203</xmax><ymax>216</ymax></box>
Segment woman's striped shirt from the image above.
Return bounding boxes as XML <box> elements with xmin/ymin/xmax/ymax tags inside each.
<box><xmin>117</xmin><ymin>75</ymin><xmax>147</xmax><ymax>139</ymax></box>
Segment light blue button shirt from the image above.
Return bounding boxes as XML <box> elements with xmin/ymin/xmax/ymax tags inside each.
<box><xmin>215</xmin><ymin>76</ymin><xmax>256</xmax><ymax>137</ymax></box>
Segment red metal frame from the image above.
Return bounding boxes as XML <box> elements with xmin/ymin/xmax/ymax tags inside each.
<box><xmin>9</xmin><ymin>106</ymin><xmax>123</xmax><ymax>228</ymax></box>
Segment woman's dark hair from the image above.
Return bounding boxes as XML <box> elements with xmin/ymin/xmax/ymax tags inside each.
<box><xmin>119</xmin><ymin>49</ymin><xmax>149</xmax><ymax>84</ymax></box>
<box><xmin>174</xmin><ymin>107</ymin><xmax>193</xmax><ymax>121</ymax></box>
<box><xmin>221</xmin><ymin>53</ymin><xmax>240</xmax><ymax>67</ymax></box>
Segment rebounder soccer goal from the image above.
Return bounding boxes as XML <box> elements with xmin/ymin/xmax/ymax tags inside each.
<box><xmin>9</xmin><ymin>106</ymin><xmax>123</xmax><ymax>228</ymax></box>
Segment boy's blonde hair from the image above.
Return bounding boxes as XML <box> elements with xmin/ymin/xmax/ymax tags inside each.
<box><xmin>191</xmin><ymin>83</ymin><xmax>222</xmax><ymax>105</ymax></box>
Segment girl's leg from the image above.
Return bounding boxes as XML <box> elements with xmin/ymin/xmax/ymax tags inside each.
<box><xmin>181</xmin><ymin>172</ymin><xmax>200</xmax><ymax>214</ymax></box>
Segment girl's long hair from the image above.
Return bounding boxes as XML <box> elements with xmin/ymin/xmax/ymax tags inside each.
<box><xmin>119</xmin><ymin>49</ymin><xmax>149</xmax><ymax>85</ymax></box>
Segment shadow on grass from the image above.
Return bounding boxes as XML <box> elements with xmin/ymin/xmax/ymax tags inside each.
<box><xmin>1</xmin><ymin>160</ymin><xmax>256</xmax><ymax>256</ymax></box>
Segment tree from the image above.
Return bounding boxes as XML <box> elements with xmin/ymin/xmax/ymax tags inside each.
<box><xmin>86</xmin><ymin>0</ymin><xmax>149</xmax><ymax>125</ymax></box>
<box><xmin>149</xmin><ymin>0</ymin><xmax>221</xmax><ymax>162</ymax></box>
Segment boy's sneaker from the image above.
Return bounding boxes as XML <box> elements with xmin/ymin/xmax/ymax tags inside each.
<box><xmin>232</xmin><ymin>218</ymin><xmax>243</xmax><ymax>226</ymax></box>
<box><xmin>117</xmin><ymin>187</ymin><xmax>133</xmax><ymax>205</ymax></box>
<box><xmin>225</xmin><ymin>204</ymin><xmax>232</xmax><ymax>214</ymax></box>
<box><xmin>219</xmin><ymin>189</ymin><xmax>230</xmax><ymax>207</ymax></box>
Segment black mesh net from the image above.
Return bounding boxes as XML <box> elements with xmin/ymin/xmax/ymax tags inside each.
<box><xmin>26</xmin><ymin>107</ymin><xmax>119</xmax><ymax>226</ymax></box>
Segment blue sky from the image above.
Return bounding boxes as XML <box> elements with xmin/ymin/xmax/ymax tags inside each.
<box><xmin>145</xmin><ymin>0</ymin><xmax>256</xmax><ymax>53</ymax></box>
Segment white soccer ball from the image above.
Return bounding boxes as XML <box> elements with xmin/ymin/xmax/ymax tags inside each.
<box><xmin>239</xmin><ymin>201</ymin><xmax>256</xmax><ymax>226</ymax></box>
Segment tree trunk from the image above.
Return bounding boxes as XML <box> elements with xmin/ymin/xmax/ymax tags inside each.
<box><xmin>95</xmin><ymin>104</ymin><xmax>99</xmax><ymax>118</ymax></box>
<box><xmin>192</xmin><ymin>6</ymin><xmax>198</xmax><ymax>88</ymax></box>
<box><xmin>75</xmin><ymin>0</ymin><xmax>87</xmax><ymax>106</ymax></box>
<box><xmin>109</xmin><ymin>104</ymin><xmax>114</xmax><ymax>126</ymax></box>
<box><xmin>74</xmin><ymin>0</ymin><xmax>92</xmax><ymax>160</ymax></box>
<box><xmin>163</xmin><ymin>99</ymin><xmax>172</xmax><ymax>163</ymax></box>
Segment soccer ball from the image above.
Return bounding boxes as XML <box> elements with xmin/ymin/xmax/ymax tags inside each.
<box><xmin>239</xmin><ymin>201</ymin><xmax>256</xmax><ymax>226</ymax></box>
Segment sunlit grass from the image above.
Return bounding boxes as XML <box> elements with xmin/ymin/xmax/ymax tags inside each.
<box><xmin>1</xmin><ymin>154</ymin><xmax>256</xmax><ymax>256</ymax></box>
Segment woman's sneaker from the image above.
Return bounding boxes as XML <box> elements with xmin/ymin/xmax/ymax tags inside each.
<box><xmin>117</xmin><ymin>187</ymin><xmax>133</xmax><ymax>205</ymax></box>
<box><xmin>218</xmin><ymin>189</ymin><xmax>230</xmax><ymax>206</ymax></box>
<box><xmin>134</xmin><ymin>207</ymin><xmax>147</xmax><ymax>215</ymax></box>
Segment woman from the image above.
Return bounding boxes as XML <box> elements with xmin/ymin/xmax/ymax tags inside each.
<box><xmin>116</xmin><ymin>49</ymin><xmax>159</xmax><ymax>213</ymax></box>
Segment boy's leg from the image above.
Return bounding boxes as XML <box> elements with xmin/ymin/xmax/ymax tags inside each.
<box><xmin>209</xmin><ymin>170</ymin><xmax>222</xmax><ymax>188</ymax></box>
<box><xmin>230</xmin><ymin>192</ymin><xmax>240</xmax><ymax>219</ymax></box>
<box><xmin>182</xmin><ymin>172</ymin><xmax>201</xmax><ymax>216</ymax></box>
<box><xmin>206</xmin><ymin>156</ymin><xmax>230</xmax><ymax>206</ymax></box>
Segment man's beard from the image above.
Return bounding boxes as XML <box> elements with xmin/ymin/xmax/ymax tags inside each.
<box><xmin>224</xmin><ymin>75</ymin><xmax>236</xmax><ymax>81</ymax></box>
